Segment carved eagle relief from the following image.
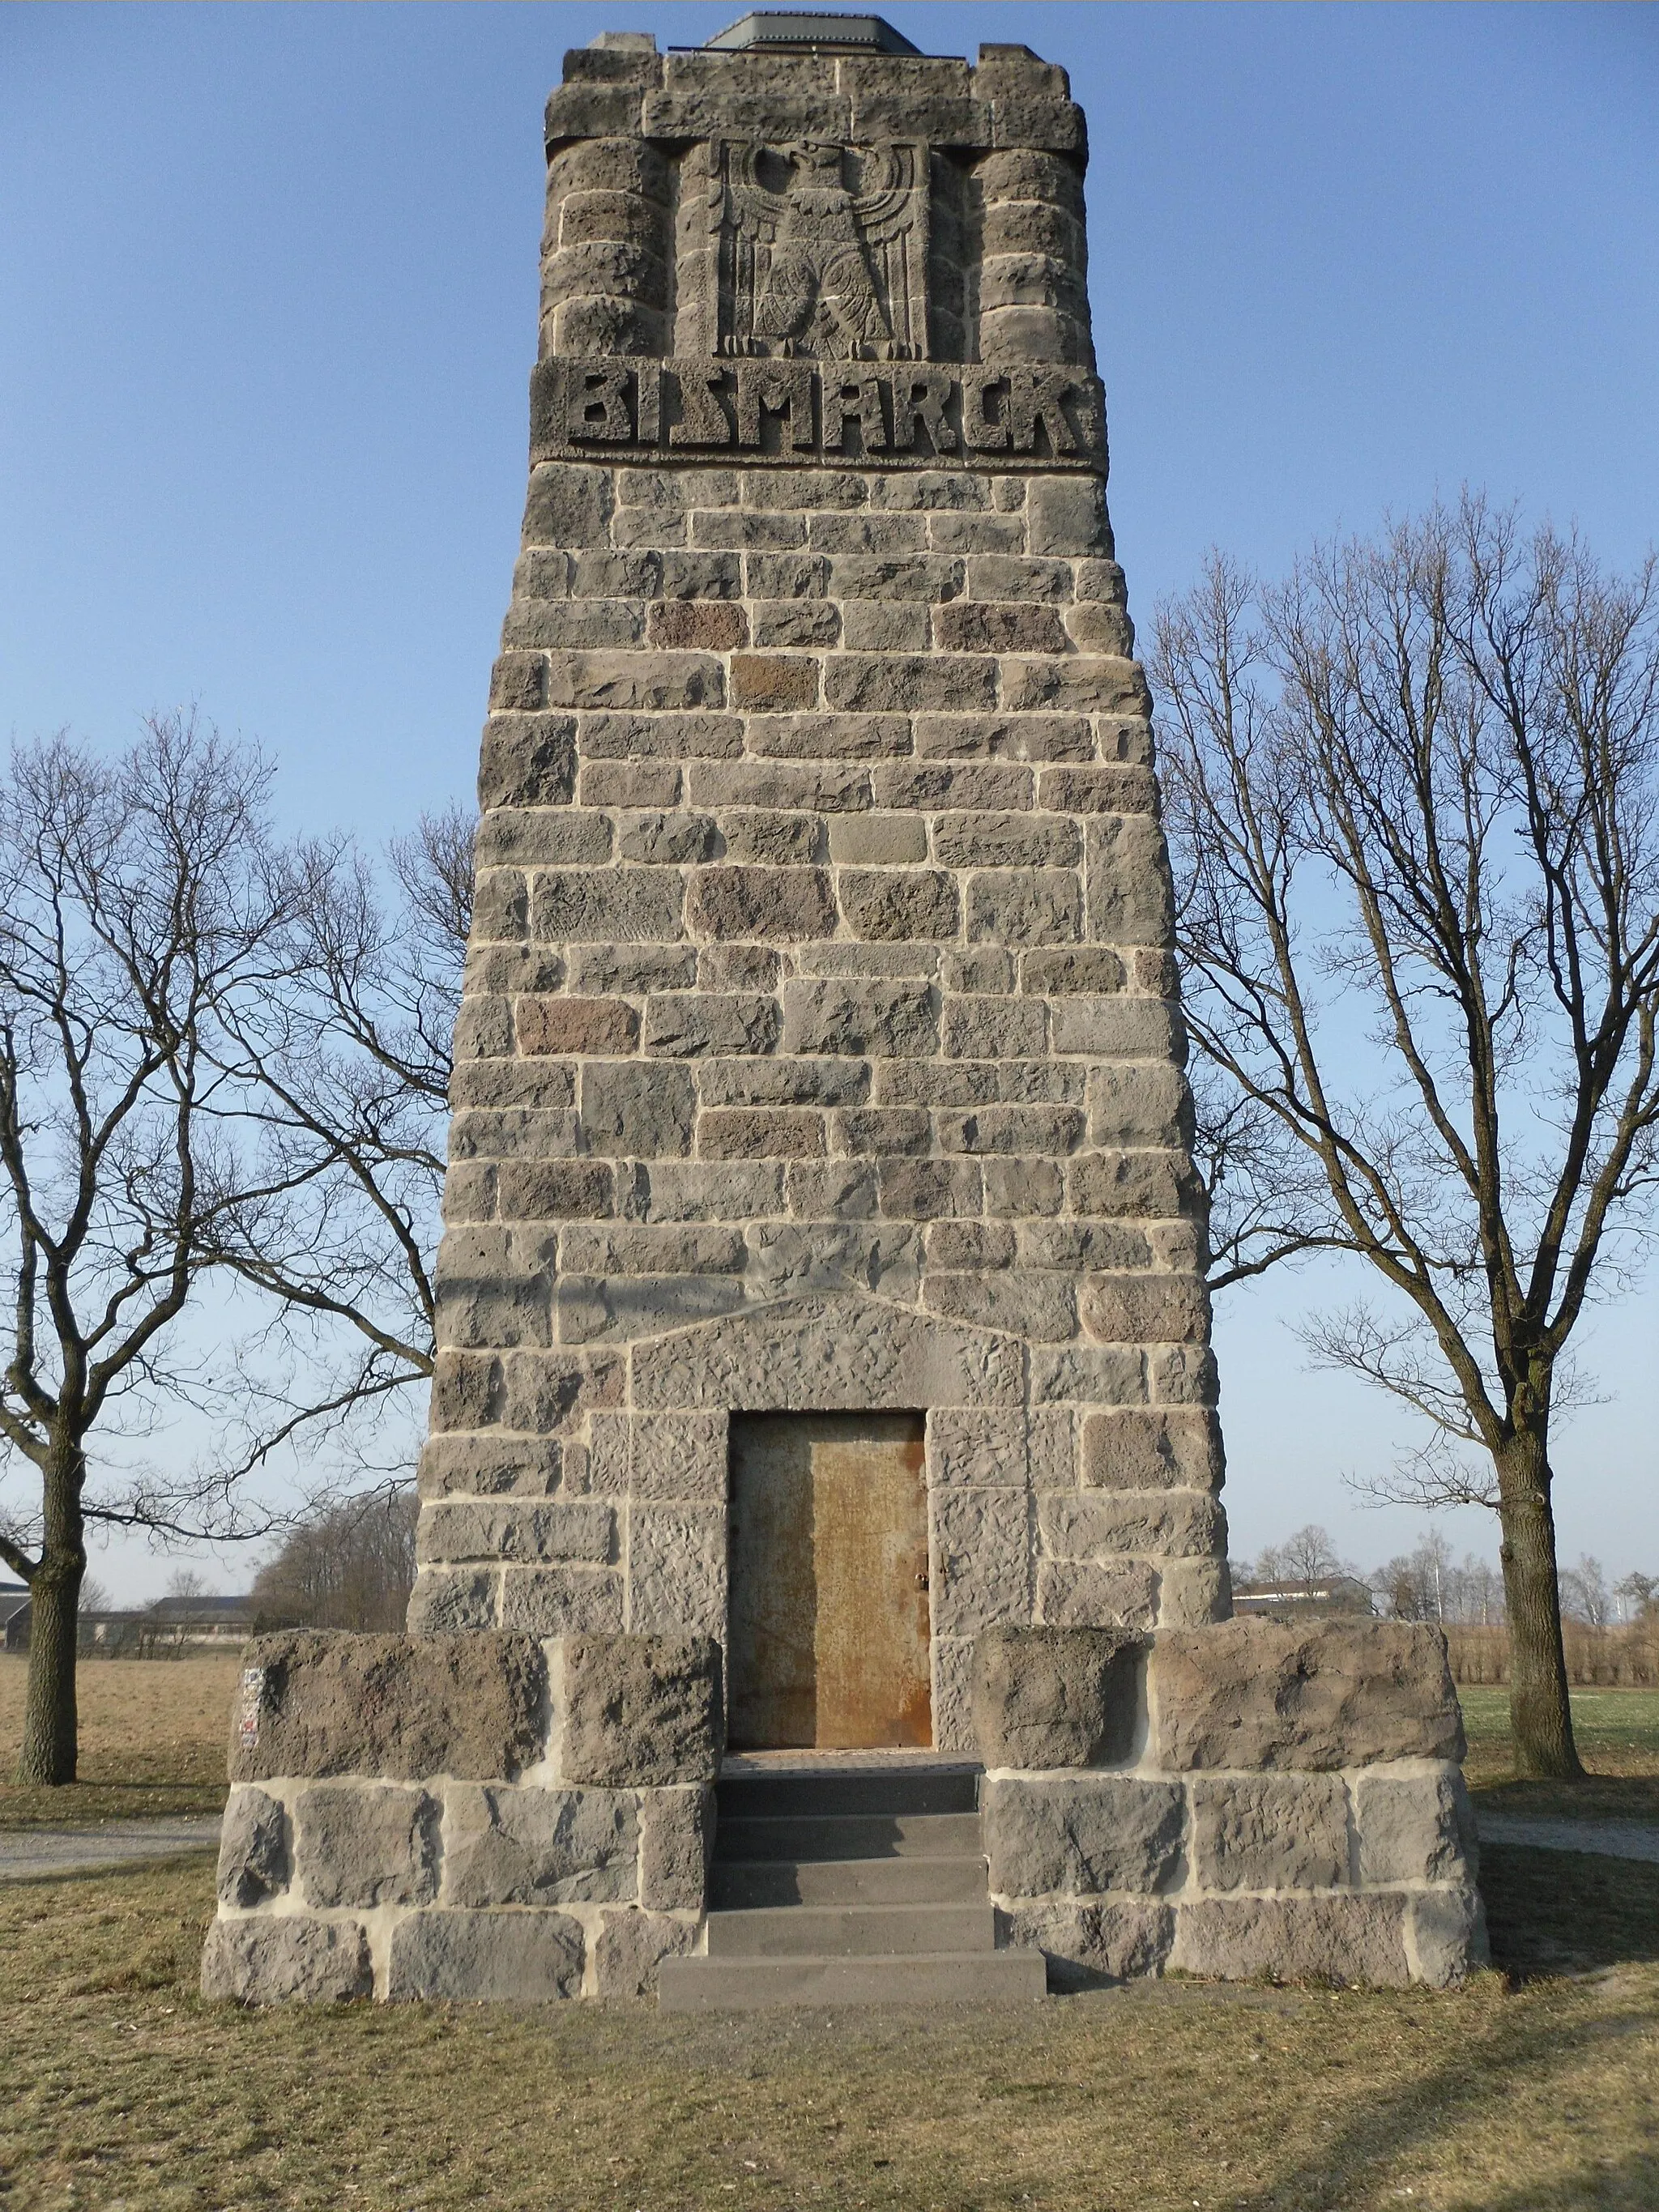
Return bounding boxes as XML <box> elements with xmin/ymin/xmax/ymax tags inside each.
<box><xmin>715</xmin><ymin>139</ymin><xmax>928</xmax><ymax>362</ymax></box>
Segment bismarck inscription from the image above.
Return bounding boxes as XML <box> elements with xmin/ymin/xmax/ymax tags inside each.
<box><xmin>531</xmin><ymin>357</ymin><xmax>1105</xmax><ymax>471</ymax></box>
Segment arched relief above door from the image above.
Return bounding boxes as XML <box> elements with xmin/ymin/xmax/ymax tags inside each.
<box><xmin>627</xmin><ymin>1293</ymin><xmax>1025</xmax><ymax>1413</ymax></box>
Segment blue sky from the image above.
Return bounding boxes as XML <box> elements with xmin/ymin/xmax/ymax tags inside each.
<box><xmin>2</xmin><ymin>2</ymin><xmax>1656</xmax><ymax>1598</ymax></box>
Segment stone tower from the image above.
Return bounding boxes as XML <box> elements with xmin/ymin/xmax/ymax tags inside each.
<box><xmin>203</xmin><ymin>15</ymin><xmax>1484</xmax><ymax>2008</ymax></box>
<box><xmin>410</xmin><ymin>18</ymin><xmax>1228</xmax><ymax>1746</ymax></box>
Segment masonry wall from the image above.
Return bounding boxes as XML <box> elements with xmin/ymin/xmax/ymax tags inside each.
<box><xmin>411</xmin><ymin>37</ymin><xmax>1229</xmax><ymax>1748</ymax></box>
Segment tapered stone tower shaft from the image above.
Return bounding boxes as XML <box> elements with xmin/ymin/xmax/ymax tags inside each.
<box><xmin>412</xmin><ymin>19</ymin><xmax>1228</xmax><ymax>1754</ymax></box>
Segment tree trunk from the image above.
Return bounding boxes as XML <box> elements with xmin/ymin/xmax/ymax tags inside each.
<box><xmin>1495</xmin><ymin>1424</ymin><xmax>1582</xmax><ymax>1780</ymax></box>
<box><xmin>16</xmin><ymin>1437</ymin><xmax>87</xmax><ymax>1787</ymax></box>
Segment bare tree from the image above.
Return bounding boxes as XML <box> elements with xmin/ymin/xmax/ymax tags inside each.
<box><xmin>1246</xmin><ymin>1524</ymin><xmax>1352</xmax><ymax>1587</ymax></box>
<box><xmin>202</xmin><ymin>808</ymin><xmax>471</xmax><ymax>1477</ymax></box>
<box><xmin>1559</xmin><ymin>1553</ymin><xmax>1611</xmax><ymax>1629</ymax></box>
<box><xmin>0</xmin><ymin>715</ymin><xmax>293</xmax><ymax>1783</ymax></box>
<box><xmin>1154</xmin><ymin>498</ymin><xmax>1659</xmax><ymax>1777</ymax></box>
<box><xmin>1614</xmin><ymin>1571</ymin><xmax>1657</xmax><ymax>1622</ymax></box>
<box><xmin>249</xmin><ymin>1486</ymin><xmax>418</xmax><ymax>1632</ymax></box>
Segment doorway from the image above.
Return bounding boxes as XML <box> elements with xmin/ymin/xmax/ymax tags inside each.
<box><xmin>727</xmin><ymin>1412</ymin><xmax>932</xmax><ymax>1751</ymax></box>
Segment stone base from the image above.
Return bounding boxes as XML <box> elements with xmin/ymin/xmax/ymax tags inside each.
<box><xmin>203</xmin><ymin>1617</ymin><xmax>1487</xmax><ymax>2002</ymax></box>
<box><xmin>203</xmin><ymin>1630</ymin><xmax>718</xmax><ymax>2003</ymax></box>
<box><xmin>975</xmin><ymin>1619</ymin><xmax>1487</xmax><ymax>1992</ymax></box>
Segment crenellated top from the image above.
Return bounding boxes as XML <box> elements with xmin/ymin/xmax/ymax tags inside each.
<box><xmin>538</xmin><ymin>34</ymin><xmax>1093</xmax><ymax>378</ymax></box>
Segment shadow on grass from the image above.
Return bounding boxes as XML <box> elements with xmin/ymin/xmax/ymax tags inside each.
<box><xmin>1221</xmin><ymin>1970</ymin><xmax>1659</xmax><ymax>2211</ymax></box>
<box><xmin>1481</xmin><ymin>1842</ymin><xmax>1659</xmax><ymax>1978</ymax></box>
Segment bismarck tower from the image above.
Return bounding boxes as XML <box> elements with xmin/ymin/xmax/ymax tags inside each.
<box><xmin>205</xmin><ymin>16</ymin><xmax>1486</xmax><ymax>2008</ymax></box>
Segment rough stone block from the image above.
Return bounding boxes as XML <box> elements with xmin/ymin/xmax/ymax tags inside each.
<box><xmin>1004</xmin><ymin>1899</ymin><xmax>1174</xmax><ymax>1990</ymax></box>
<box><xmin>1036</xmin><ymin>1558</ymin><xmax>1158</xmax><ymax>1630</ymax></box>
<box><xmin>639</xmin><ymin>1784</ymin><xmax>715</xmax><ymax>1911</ymax></box>
<box><xmin>579</xmin><ymin>1063</ymin><xmax>697</xmax><ymax>1157</ymax></box>
<box><xmin>296</xmin><ymin>1782</ymin><xmax>441</xmax><ymax>1908</ymax></box>
<box><xmin>1408</xmin><ymin>1886</ymin><xmax>1488</xmax><ymax>1988</ymax></box>
<box><xmin>1191</xmin><ymin>1773</ymin><xmax>1350</xmax><ymax>1892</ymax></box>
<box><xmin>201</xmin><ymin>1916</ymin><xmax>372</xmax><ymax>2005</ymax></box>
<box><xmin>418</xmin><ymin>1498</ymin><xmax>615</xmax><ymax>1566</ymax></box>
<box><xmin>499</xmin><ymin>1566</ymin><xmax>626</xmax><ymax>1634</ymax></box>
<box><xmin>973</xmin><ymin>1626</ymin><xmax>1141</xmax><ymax>1769</ymax></box>
<box><xmin>839</xmin><ymin>867</ymin><xmax>961</xmax><ymax>941</ymax></box>
<box><xmin>932</xmin><ymin>1488</ymin><xmax>1030</xmax><ymax>1632</ymax></box>
<box><xmin>983</xmin><ymin>1775</ymin><xmax>1184</xmax><ymax>1897</ymax></box>
<box><xmin>1080</xmin><ymin>1409</ymin><xmax>1222</xmax><ymax>1493</ymax></box>
<box><xmin>229</xmin><ymin>1633</ymin><xmax>545</xmax><ymax>1784</ymax></box>
<box><xmin>559</xmin><ymin>1633</ymin><xmax>724</xmax><ymax>1787</ymax></box>
<box><xmin>1354</xmin><ymin>1765</ymin><xmax>1478</xmax><ymax>1887</ymax></box>
<box><xmin>444</xmin><ymin>1784</ymin><xmax>639</xmax><ymax>1906</ymax></box>
<box><xmin>689</xmin><ymin>864</ymin><xmax>838</xmax><ymax>941</ymax></box>
<box><xmin>1038</xmin><ymin>1489</ymin><xmax>1222</xmax><ymax>1562</ymax></box>
<box><xmin>628</xmin><ymin>1505</ymin><xmax>727</xmax><ymax>1636</ymax></box>
<box><xmin>216</xmin><ymin>1786</ymin><xmax>288</xmax><ymax>1907</ymax></box>
<box><xmin>407</xmin><ymin>1566</ymin><xmax>500</xmax><ymax>1634</ymax></box>
<box><xmin>593</xmin><ymin>1908</ymin><xmax>697</xmax><ymax>1997</ymax></box>
<box><xmin>1171</xmin><ymin>1894</ymin><xmax>1413</xmax><ymax>1989</ymax></box>
<box><xmin>781</xmin><ymin>978</ymin><xmax>938</xmax><ymax>1058</ymax></box>
<box><xmin>386</xmin><ymin>1910</ymin><xmax>584</xmax><ymax>2002</ymax></box>
<box><xmin>1151</xmin><ymin>1622</ymin><xmax>1465</xmax><ymax>1771</ymax></box>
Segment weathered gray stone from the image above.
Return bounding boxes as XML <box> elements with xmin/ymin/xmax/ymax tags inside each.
<box><xmin>1038</xmin><ymin>1489</ymin><xmax>1223</xmax><ymax>1562</ymax></box>
<box><xmin>229</xmin><ymin>1633</ymin><xmax>545</xmax><ymax>1784</ymax></box>
<box><xmin>638</xmin><ymin>1784</ymin><xmax>714</xmax><ymax>1911</ymax></box>
<box><xmin>1151</xmin><ymin>1622</ymin><xmax>1465</xmax><ymax>1771</ymax></box>
<box><xmin>593</xmin><ymin>1908</ymin><xmax>696</xmax><ymax>1997</ymax></box>
<box><xmin>1407</xmin><ymin>1886</ymin><xmax>1488</xmax><ymax>1988</ymax></box>
<box><xmin>1354</xmin><ymin>1765</ymin><xmax>1478</xmax><ymax>1887</ymax></box>
<box><xmin>1171</xmin><ymin>1894</ymin><xmax>1414</xmax><ymax>1989</ymax></box>
<box><xmin>559</xmin><ymin>1633</ymin><xmax>723</xmax><ymax>1787</ymax></box>
<box><xmin>444</xmin><ymin>1784</ymin><xmax>639</xmax><ymax>1906</ymax></box>
<box><xmin>579</xmin><ymin>1064</ymin><xmax>697</xmax><ymax>1158</ymax></box>
<box><xmin>973</xmin><ymin>1626</ymin><xmax>1141</xmax><ymax>1769</ymax></box>
<box><xmin>1080</xmin><ymin>1409</ymin><xmax>1223</xmax><ymax>1492</ymax></box>
<box><xmin>983</xmin><ymin>1775</ymin><xmax>1184</xmax><ymax>1897</ymax></box>
<box><xmin>296</xmin><ymin>1783</ymin><xmax>441</xmax><ymax>1908</ymax></box>
<box><xmin>1004</xmin><ymin>1899</ymin><xmax>1174</xmax><ymax>1989</ymax></box>
<box><xmin>215</xmin><ymin>1787</ymin><xmax>288</xmax><ymax>1907</ymax></box>
<box><xmin>201</xmin><ymin>1916</ymin><xmax>371</xmax><ymax>2005</ymax></box>
<box><xmin>386</xmin><ymin>1910</ymin><xmax>584</xmax><ymax>2002</ymax></box>
<box><xmin>1191</xmin><ymin>1774</ymin><xmax>1350</xmax><ymax>1892</ymax></box>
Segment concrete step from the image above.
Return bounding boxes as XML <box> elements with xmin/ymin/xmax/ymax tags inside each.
<box><xmin>717</xmin><ymin>1769</ymin><xmax>979</xmax><ymax>1821</ymax></box>
<box><xmin>706</xmin><ymin>1902</ymin><xmax>996</xmax><ymax>1958</ymax></box>
<box><xmin>710</xmin><ymin>1852</ymin><xmax>988</xmax><ymax>1909</ymax></box>
<box><xmin>658</xmin><ymin>1948</ymin><xmax>1046</xmax><ymax>2014</ymax></box>
<box><xmin>714</xmin><ymin>1811</ymin><xmax>983</xmax><ymax>1864</ymax></box>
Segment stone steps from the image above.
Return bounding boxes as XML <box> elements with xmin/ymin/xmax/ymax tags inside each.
<box><xmin>658</xmin><ymin>1950</ymin><xmax>1045</xmax><ymax>2012</ymax></box>
<box><xmin>706</xmin><ymin>1902</ymin><xmax>995</xmax><ymax>1957</ymax></box>
<box><xmin>710</xmin><ymin>1852</ymin><xmax>989</xmax><ymax>1908</ymax></box>
<box><xmin>715</xmin><ymin>1811</ymin><xmax>986</xmax><ymax>1861</ymax></box>
<box><xmin>658</xmin><ymin>1763</ymin><xmax>1045</xmax><ymax>2012</ymax></box>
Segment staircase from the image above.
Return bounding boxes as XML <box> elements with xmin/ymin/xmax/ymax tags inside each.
<box><xmin>656</xmin><ymin>1764</ymin><xmax>1047</xmax><ymax>2011</ymax></box>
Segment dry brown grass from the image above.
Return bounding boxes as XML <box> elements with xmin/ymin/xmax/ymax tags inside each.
<box><xmin>2</xmin><ymin>1664</ymin><xmax>1658</xmax><ymax>2206</ymax></box>
<box><xmin>2</xmin><ymin>1854</ymin><xmax>1657</xmax><ymax>2212</ymax></box>
<box><xmin>0</xmin><ymin>1656</ymin><xmax>237</xmax><ymax>1827</ymax></box>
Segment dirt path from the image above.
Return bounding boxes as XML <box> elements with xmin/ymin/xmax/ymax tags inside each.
<box><xmin>1476</xmin><ymin>1811</ymin><xmax>1659</xmax><ymax>1865</ymax></box>
<box><xmin>0</xmin><ymin>1817</ymin><xmax>219</xmax><ymax>1880</ymax></box>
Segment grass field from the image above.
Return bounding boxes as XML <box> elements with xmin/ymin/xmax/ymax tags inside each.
<box><xmin>0</xmin><ymin>1656</ymin><xmax>238</xmax><ymax>1830</ymax></box>
<box><xmin>2</xmin><ymin>1660</ymin><xmax>1657</xmax><ymax>2207</ymax></box>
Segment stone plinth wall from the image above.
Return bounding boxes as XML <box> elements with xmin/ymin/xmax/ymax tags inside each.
<box><xmin>203</xmin><ymin>1631</ymin><xmax>721</xmax><ymax>2003</ymax></box>
<box><xmin>976</xmin><ymin>1621</ymin><xmax>1486</xmax><ymax>1991</ymax></box>
<box><xmin>203</xmin><ymin>1620</ymin><xmax>1486</xmax><ymax>2002</ymax></box>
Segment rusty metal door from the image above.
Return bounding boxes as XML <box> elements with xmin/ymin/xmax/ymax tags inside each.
<box><xmin>727</xmin><ymin>1412</ymin><xmax>932</xmax><ymax>1751</ymax></box>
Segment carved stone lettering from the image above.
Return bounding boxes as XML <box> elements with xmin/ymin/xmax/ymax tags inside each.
<box><xmin>891</xmin><ymin>370</ymin><xmax>957</xmax><ymax>454</ymax></box>
<box><xmin>824</xmin><ymin>373</ymin><xmax>888</xmax><ymax>454</ymax></box>
<box><xmin>667</xmin><ymin>366</ymin><xmax>736</xmax><ymax>449</ymax></box>
<box><xmin>529</xmin><ymin>359</ymin><xmax>1104</xmax><ymax>472</ymax></box>
<box><xmin>734</xmin><ymin>361</ymin><xmax>816</xmax><ymax>451</ymax></box>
